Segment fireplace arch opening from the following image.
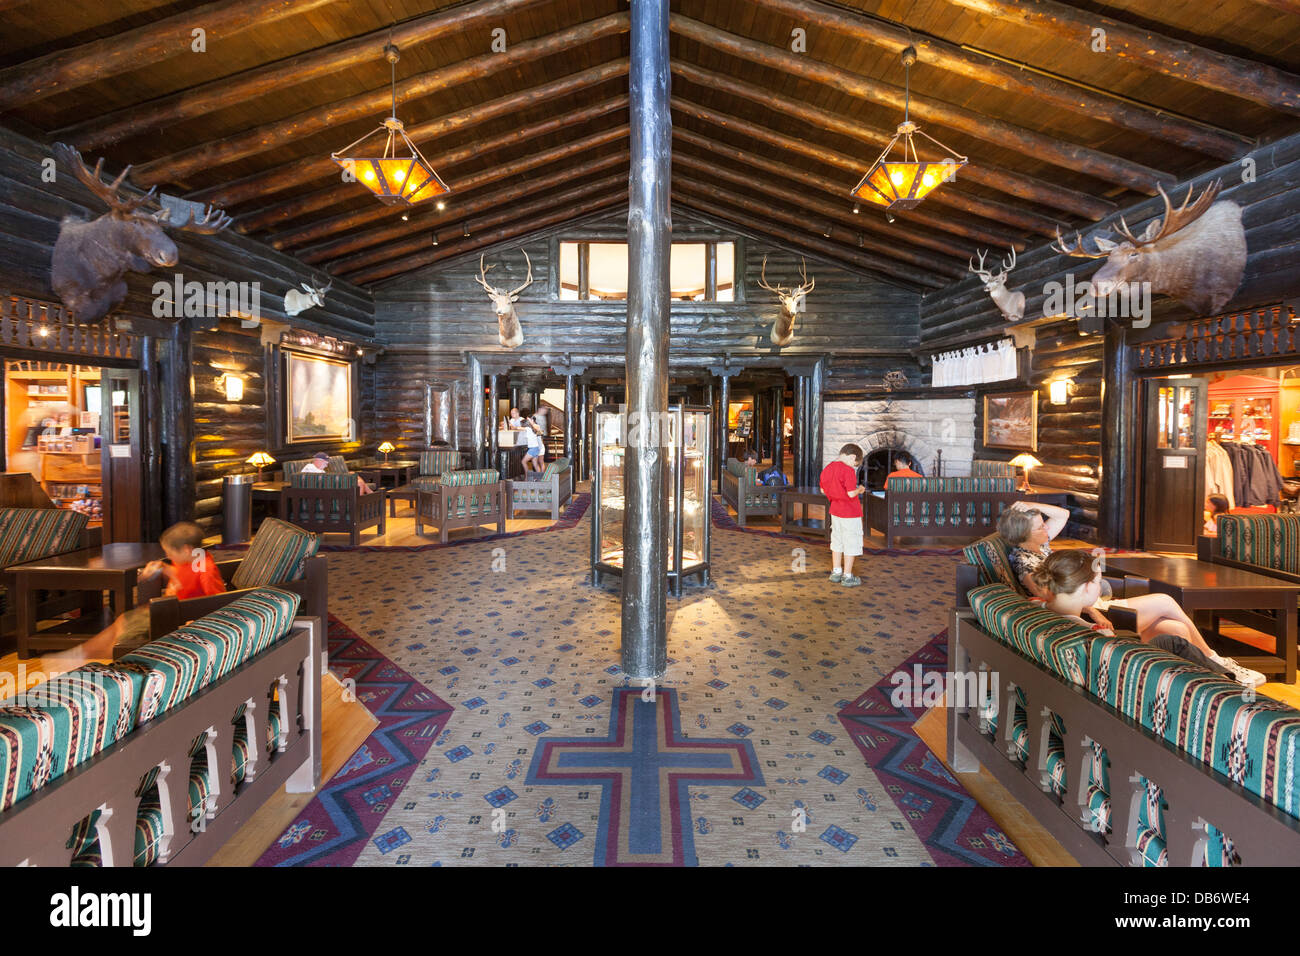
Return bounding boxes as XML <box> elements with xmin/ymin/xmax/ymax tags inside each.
<box><xmin>860</xmin><ymin>448</ymin><xmax>924</xmax><ymax>492</ymax></box>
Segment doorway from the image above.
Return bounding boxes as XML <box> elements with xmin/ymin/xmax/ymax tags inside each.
<box><xmin>1141</xmin><ymin>377</ymin><xmax>1207</xmax><ymax>553</ymax></box>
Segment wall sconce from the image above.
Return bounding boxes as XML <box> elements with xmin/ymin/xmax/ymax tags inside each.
<box><xmin>217</xmin><ymin>372</ymin><xmax>245</xmax><ymax>402</ymax></box>
<box><xmin>1049</xmin><ymin>379</ymin><xmax>1071</xmax><ymax>405</ymax></box>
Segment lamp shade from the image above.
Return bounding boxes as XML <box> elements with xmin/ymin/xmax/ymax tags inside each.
<box><xmin>247</xmin><ymin>451</ymin><xmax>276</xmax><ymax>468</ymax></box>
<box><xmin>378</xmin><ymin>441</ymin><xmax>396</xmax><ymax>454</ymax></box>
<box><xmin>219</xmin><ymin>373</ymin><xmax>244</xmax><ymax>402</ymax></box>
<box><xmin>1009</xmin><ymin>454</ymin><xmax>1043</xmax><ymax>470</ymax></box>
<box><xmin>851</xmin><ymin>153</ymin><xmax>965</xmax><ymax>211</ymax></box>
<box><xmin>1049</xmin><ymin>379</ymin><xmax>1071</xmax><ymax>405</ymax></box>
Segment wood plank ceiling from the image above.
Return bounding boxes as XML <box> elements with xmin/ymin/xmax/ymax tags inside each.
<box><xmin>0</xmin><ymin>0</ymin><xmax>1297</xmax><ymax>292</ymax></box>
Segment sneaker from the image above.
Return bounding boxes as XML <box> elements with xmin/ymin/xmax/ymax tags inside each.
<box><xmin>841</xmin><ymin>575</ymin><xmax>862</xmax><ymax>588</ymax></box>
<box><xmin>828</xmin><ymin>570</ymin><xmax>843</xmax><ymax>583</ymax></box>
<box><xmin>1213</xmin><ymin>655</ymin><xmax>1266</xmax><ymax>689</ymax></box>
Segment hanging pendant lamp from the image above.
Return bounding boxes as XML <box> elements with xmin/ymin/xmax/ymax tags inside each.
<box><xmin>331</xmin><ymin>41</ymin><xmax>450</xmax><ymax>206</ymax></box>
<box><xmin>851</xmin><ymin>46</ymin><xmax>967</xmax><ymax>211</ymax></box>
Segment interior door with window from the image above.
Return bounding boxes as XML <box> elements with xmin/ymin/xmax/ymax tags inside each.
<box><xmin>100</xmin><ymin>370</ymin><xmax>143</xmax><ymax>543</ymax></box>
<box><xmin>1142</xmin><ymin>377</ymin><xmax>1207</xmax><ymax>553</ymax></box>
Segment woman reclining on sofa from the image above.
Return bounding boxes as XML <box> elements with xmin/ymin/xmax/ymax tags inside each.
<box><xmin>1031</xmin><ymin>549</ymin><xmax>1265</xmax><ymax>687</ymax></box>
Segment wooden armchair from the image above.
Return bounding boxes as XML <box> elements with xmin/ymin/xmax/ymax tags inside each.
<box><xmin>281</xmin><ymin>474</ymin><xmax>386</xmax><ymax>545</ymax></box>
<box><xmin>416</xmin><ymin>469</ymin><xmax>505</xmax><ymax>543</ymax></box>
<box><xmin>509</xmin><ymin>456</ymin><xmax>573</xmax><ymax>520</ymax></box>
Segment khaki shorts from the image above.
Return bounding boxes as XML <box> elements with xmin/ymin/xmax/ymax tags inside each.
<box><xmin>830</xmin><ymin>514</ymin><xmax>863</xmax><ymax>557</ymax></box>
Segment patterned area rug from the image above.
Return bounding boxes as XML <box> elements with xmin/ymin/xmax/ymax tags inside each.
<box><xmin>837</xmin><ymin>629</ymin><xmax>1030</xmax><ymax>866</ymax></box>
<box><xmin>255</xmin><ymin>617</ymin><xmax>454</xmax><ymax>866</ymax></box>
<box><xmin>255</xmin><ymin>499</ymin><xmax>1022</xmax><ymax>866</ymax></box>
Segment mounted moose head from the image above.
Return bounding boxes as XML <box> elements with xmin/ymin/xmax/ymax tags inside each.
<box><xmin>284</xmin><ymin>277</ymin><xmax>332</xmax><ymax>316</ymax></box>
<box><xmin>757</xmin><ymin>256</ymin><xmax>815</xmax><ymax>347</ymax></box>
<box><xmin>1052</xmin><ymin>179</ymin><xmax>1246</xmax><ymax>315</ymax></box>
<box><xmin>474</xmin><ymin>249</ymin><xmax>532</xmax><ymax>349</ymax></box>
<box><xmin>49</xmin><ymin>143</ymin><xmax>232</xmax><ymax>323</ymax></box>
<box><xmin>968</xmin><ymin>246</ymin><xmax>1025</xmax><ymax>323</ymax></box>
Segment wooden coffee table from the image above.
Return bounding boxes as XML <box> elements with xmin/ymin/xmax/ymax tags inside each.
<box><xmin>778</xmin><ymin>486</ymin><xmax>830</xmax><ymax>540</ymax></box>
<box><xmin>360</xmin><ymin>460</ymin><xmax>419</xmax><ymax>490</ymax></box>
<box><xmin>1104</xmin><ymin>555</ymin><xmax>1300</xmax><ymax>683</ymax></box>
<box><xmin>388</xmin><ymin>483</ymin><xmax>418</xmax><ymax>516</ymax></box>
<box><xmin>11</xmin><ymin>543</ymin><xmax>166</xmax><ymax>659</ymax></box>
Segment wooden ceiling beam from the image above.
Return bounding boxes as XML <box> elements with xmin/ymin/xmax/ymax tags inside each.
<box><xmin>0</xmin><ymin>0</ymin><xmax>338</xmax><ymax>111</ymax></box>
<box><xmin>945</xmin><ymin>0</ymin><xmax>1300</xmax><ymax>114</ymax></box>
<box><xmin>55</xmin><ymin>0</ymin><xmax>555</xmax><ymax>150</ymax></box>
<box><xmin>189</xmin><ymin>59</ymin><xmax>629</xmax><ymax>209</ymax></box>
<box><xmin>334</xmin><ymin>171</ymin><xmax>628</xmax><ymax>280</ymax></box>
<box><xmin>239</xmin><ymin>97</ymin><xmax>628</xmax><ymax>233</ymax></box>
<box><xmin>271</xmin><ymin>125</ymin><xmax>628</xmax><ymax>249</ymax></box>
<box><xmin>672</xmin><ymin>100</ymin><xmax>1030</xmax><ymax>248</ymax></box>
<box><xmin>672</xmin><ymin>149</ymin><xmax>967</xmax><ymax>276</ymax></box>
<box><xmin>353</xmin><ymin>192</ymin><xmax>627</xmax><ymax>285</ymax></box>
<box><xmin>673</xmin><ymin>194</ymin><xmax>933</xmax><ymax>291</ymax></box>
<box><xmin>749</xmin><ymin>0</ymin><xmax>1250</xmax><ymax>159</ymax></box>
<box><xmin>674</xmin><ymin>180</ymin><xmax>947</xmax><ymax>288</ymax></box>
<box><xmin>309</xmin><ymin>154</ymin><xmax>630</xmax><ymax>269</ymax></box>
<box><xmin>672</xmin><ymin>61</ymin><xmax>1112</xmax><ymax>221</ymax></box>
<box><xmin>670</xmin><ymin>14</ymin><xmax>1174</xmax><ymax>193</ymax></box>
<box><xmin>133</xmin><ymin>12</ymin><xmax>630</xmax><ymax>187</ymax></box>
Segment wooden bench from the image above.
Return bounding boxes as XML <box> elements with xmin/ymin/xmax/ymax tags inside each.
<box><xmin>867</xmin><ymin>476</ymin><xmax>1020</xmax><ymax>547</ymax></box>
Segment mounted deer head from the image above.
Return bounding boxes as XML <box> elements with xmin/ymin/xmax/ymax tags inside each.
<box><xmin>968</xmin><ymin>246</ymin><xmax>1025</xmax><ymax>323</ymax></box>
<box><xmin>1052</xmin><ymin>179</ymin><xmax>1245</xmax><ymax>315</ymax></box>
<box><xmin>757</xmin><ymin>256</ymin><xmax>815</xmax><ymax>347</ymax></box>
<box><xmin>284</xmin><ymin>277</ymin><xmax>333</xmax><ymax>316</ymax></box>
<box><xmin>474</xmin><ymin>249</ymin><xmax>532</xmax><ymax>349</ymax></box>
<box><xmin>49</xmin><ymin>143</ymin><xmax>232</xmax><ymax>323</ymax></box>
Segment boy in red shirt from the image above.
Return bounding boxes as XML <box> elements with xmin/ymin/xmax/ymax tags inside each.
<box><xmin>59</xmin><ymin>521</ymin><xmax>226</xmax><ymax>664</ymax></box>
<box><xmin>819</xmin><ymin>443</ymin><xmax>866</xmax><ymax>587</ymax></box>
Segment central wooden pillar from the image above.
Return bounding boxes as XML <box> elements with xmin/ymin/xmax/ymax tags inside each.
<box><xmin>622</xmin><ymin>0</ymin><xmax>671</xmax><ymax>681</ymax></box>
<box><xmin>771</xmin><ymin>384</ymin><xmax>784</xmax><ymax>467</ymax></box>
<box><xmin>1100</xmin><ymin>322</ymin><xmax>1137</xmax><ymax>549</ymax></box>
<box><xmin>564</xmin><ymin>373</ymin><xmax>577</xmax><ymax>462</ymax></box>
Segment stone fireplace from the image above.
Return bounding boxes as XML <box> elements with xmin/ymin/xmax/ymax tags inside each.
<box><xmin>822</xmin><ymin>397</ymin><xmax>977</xmax><ymax>477</ymax></box>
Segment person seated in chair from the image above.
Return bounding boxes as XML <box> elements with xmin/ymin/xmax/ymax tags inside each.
<box><xmin>1032</xmin><ymin>549</ymin><xmax>1264</xmax><ymax>687</ymax></box>
<box><xmin>1203</xmin><ymin>494</ymin><xmax>1230</xmax><ymax>536</ymax></box>
<box><xmin>303</xmin><ymin>450</ymin><xmax>375</xmax><ymax>494</ymax></box>
<box><xmin>886</xmin><ymin>456</ymin><xmax>921</xmax><ymax>480</ymax></box>
<box><xmin>743</xmin><ymin>449</ymin><xmax>788</xmax><ymax>486</ymax></box>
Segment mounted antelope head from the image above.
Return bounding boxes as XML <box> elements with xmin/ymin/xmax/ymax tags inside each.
<box><xmin>50</xmin><ymin>143</ymin><xmax>232</xmax><ymax>323</ymax></box>
<box><xmin>1052</xmin><ymin>179</ymin><xmax>1245</xmax><ymax>315</ymax></box>
<box><xmin>757</xmin><ymin>256</ymin><xmax>815</xmax><ymax>347</ymax></box>
<box><xmin>968</xmin><ymin>246</ymin><xmax>1025</xmax><ymax>322</ymax></box>
<box><xmin>474</xmin><ymin>249</ymin><xmax>532</xmax><ymax>349</ymax></box>
<box><xmin>284</xmin><ymin>277</ymin><xmax>332</xmax><ymax>316</ymax></box>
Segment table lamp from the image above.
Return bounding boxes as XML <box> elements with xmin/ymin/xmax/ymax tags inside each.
<box><xmin>378</xmin><ymin>441</ymin><xmax>395</xmax><ymax>463</ymax></box>
<box><xmin>247</xmin><ymin>451</ymin><xmax>276</xmax><ymax>481</ymax></box>
<box><xmin>1009</xmin><ymin>453</ymin><xmax>1043</xmax><ymax>493</ymax></box>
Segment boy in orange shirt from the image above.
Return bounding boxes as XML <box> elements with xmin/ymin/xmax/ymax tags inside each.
<box><xmin>819</xmin><ymin>443</ymin><xmax>866</xmax><ymax>587</ymax></box>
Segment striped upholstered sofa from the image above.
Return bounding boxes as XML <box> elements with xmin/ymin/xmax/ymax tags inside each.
<box><xmin>0</xmin><ymin>586</ymin><xmax>322</xmax><ymax>866</ymax></box>
<box><xmin>720</xmin><ymin>458</ymin><xmax>781</xmax><ymax>527</ymax></box>
<box><xmin>282</xmin><ymin>472</ymin><xmax>386</xmax><ymax>545</ymax></box>
<box><xmin>868</xmin><ymin>476</ymin><xmax>1020</xmax><ymax>547</ymax></box>
<box><xmin>509</xmin><ymin>456</ymin><xmax>573</xmax><ymax>520</ymax></box>
<box><xmin>416</xmin><ymin>469</ymin><xmax>505</xmax><ymax>543</ymax></box>
<box><xmin>1198</xmin><ymin>513</ymin><xmax>1300</xmax><ymax>581</ymax></box>
<box><xmin>950</xmin><ymin>550</ymin><xmax>1300</xmax><ymax>865</ymax></box>
<box><xmin>0</xmin><ymin>506</ymin><xmax>96</xmax><ymax>638</ymax></box>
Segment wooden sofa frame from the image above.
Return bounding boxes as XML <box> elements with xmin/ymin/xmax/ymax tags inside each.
<box><xmin>508</xmin><ymin>467</ymin><xmax>574</xmax><ymax>520</ymax></box>
<box><xmin>416</xmin><ymin>481</ymin><xmax>506</xmax><ymax>543</ymax></box>
<box><xmin>868</xmin><ymin>487</ymin><xmax>1021</xmax><ymax>548</ymax></box>
<box><xmin>139</xmin><ymin>554</ymin><xmax>328</xmax><ymax>642</ymax></box>
<box><xmin>281</xmin><ymin>485</ymin><xmax>386</xmax><ymax>546</ymax></box>
<box><xmin>720</xmin><ymin>463</ymin><xmax>781</xmax><ymax>527</ymax></box>
<box><xmin>0</xmin><ymin>524</ymin><xmax>101</xmax><ymax>644</ymax></box>
<box><xmin>949</xmin><ymin>568</ymin><xmax>1300</xmax><ymax>865</ymax></box>
<box><xmin>0</xmin><ymin>614</ymin><xmax>322</xmax><ymax>866</ymax></box>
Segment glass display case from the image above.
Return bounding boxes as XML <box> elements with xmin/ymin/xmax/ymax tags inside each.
<box><xmin>590</xmin><ymin>404</ymin><xmax>711</xmax><ymax>595</ymax></box>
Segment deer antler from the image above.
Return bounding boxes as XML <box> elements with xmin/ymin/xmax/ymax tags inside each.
<box><xmin>968</xmin><ymin>248</ymin><xmax>992</xmax><ymax>278</ymax></box>
<box><xmin>55</xmin><ymin>142</ymin><xmax>158</xmax><ymax>217</ymax></box>
<box><xmin>475</xmin><ymin>254</ymin><xmax>500</xmax><ymax>293</ymax></box>
<box><xmin>1001</xmin><ymin>246</ymin><xmax>1016</xmax><ymax>273</ymax></box>
<box><xmin>509</xmin><ymin>249</ymin><xmax>533</xmax><ymax>296</ymax></box>
<box><xmin>1115</xmin><ymin>179</ymin><xmax>1222</xmax><ymax>247</ymax></box>
<box><xmin>757</xmin><ymin>256</ymin><xmax>788</xmax><ymax>295</ymax></box>
<box><xmin>1052</xmin><ymin>227</ymin><xmax>1111</xmax><ymax>259</ymax></box>
<box><xmin>795</xmin><ymin>257</ymin><xmax>815</xmax><ymax>295</ymax></box>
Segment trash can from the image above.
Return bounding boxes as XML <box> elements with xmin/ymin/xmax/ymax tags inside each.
<box><xmin>222</xmin><ymin>473</ymin><xmax>254</xmax><ymax>545</ymax></box>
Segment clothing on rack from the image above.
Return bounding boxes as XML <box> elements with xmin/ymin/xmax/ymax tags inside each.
<box><xmin>1217</xmin><ymin>439</ymin><xmax>1282</xmax><ymax>508</ymax></box>
<box><xmin>1205</xmin><ymin>439</ymin><xmax>1235</xmax><ymax>510</ymax></box>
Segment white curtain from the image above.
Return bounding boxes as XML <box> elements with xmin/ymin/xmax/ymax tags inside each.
<box><xmin>930</xmin><ymin>338</ymin><xmax>1018</xmax><ymax>387</ymax></box>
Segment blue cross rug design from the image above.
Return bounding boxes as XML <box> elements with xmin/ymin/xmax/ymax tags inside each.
<box><xmin>526</xmin><ymin>686</ymin><xmax>764</xmax><ymax>866</ymax></box>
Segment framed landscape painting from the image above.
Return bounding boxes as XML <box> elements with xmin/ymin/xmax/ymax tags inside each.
<box><xmin>286</xmin><ymin>352</ymin><xmax>353</xmax><ymax>443</ymax></box>
<box><xmin>983</xmin><ymin>390</ymin><xmax>1038</xmax><ymax>451</ymax></box>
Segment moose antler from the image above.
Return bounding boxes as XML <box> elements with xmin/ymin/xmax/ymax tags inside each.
<box><xmin>55</xmin><ymin>142</ymin><xmax>157</xmax><ymax>218</ymax></box>
<box><xmin>1115</xmin><ymin>179</ymin><xmax>1222</xmax><ymax>247</ymax></box>
<box><xmin>1052</xmin><ymin>227</ymin><xmax>1111</xmax><ymax>259</ymax></box>
<box><xmin>170</xmin><ymin>203</ymin><xmax>233</xmax><ymax>234</ymax></box>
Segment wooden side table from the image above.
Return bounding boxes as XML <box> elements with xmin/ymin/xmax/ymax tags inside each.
<box><xmin>778</xmin><ymin>486</ymin><xmax>830</xmax><ymax>540</ymax></box>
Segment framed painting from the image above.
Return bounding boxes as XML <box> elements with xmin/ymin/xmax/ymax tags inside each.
<box><xmin>983</xmin><ymin>390</ymin><xmax>1038</xmax><ymax>451</ymax></box>
<box><xmin>285</xmin><ymin>351</ymin><xmax>353</xmax><ymax>443</ymax></box>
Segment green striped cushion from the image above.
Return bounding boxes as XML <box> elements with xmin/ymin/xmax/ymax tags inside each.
<box><xmin>0</xmin><ymin>507</ymin><xmax>89</xmax><ymax>568</ymax></box>
<box><xmin>232</xmin><ymin>707</ymin><xmax>282</xmax><ymax>785</ymax></box>
<box><xmin>1217</xmin><ymin>514</ymin><xmax>1300</xmax><ymax>575</ymax></box>
<box><xmin>0</xmin><ymin>665</ymin><xmax>138</xmax><ymax>813</ymax></box>
<box><xmin>972</xmin><ymin>460</ymin><xmax>1018</xmax><ymax>478</ymax></box>
<box><xmin>419</xmin><ymin>450</ymin><xmax>461</xmax><ymax>477</ymax></box>
<box><xmin>962</xmin><ymin>534</ymin><xmax>1021</xmax><ymax>591</ymax></box>
<box><xmin>289</xmin><ymin>472</ymin><xmax>356</xmax><ymax>490</ymax></box>
<box><xmin>966</xmin><ymin>583</ymin><xmax>1093</xmax><ymax>686</ymax></box>
<box><xmin>540</xmin><ymin>457</ymin><xmax>570</xmax><ymax>479</ymax></box>
<box><xmin>888</xmin><ymin>477</ymin><xmax>1015</xmax><ymax>494</ymax></box>
<box><xmin>230</xmin><ymin>517</ymin><xmax>319</xmax><ymax>589</ymax></box>
<box><xmin>440</xmin><ymin>469</ymin><xmax>499</xmax><ymax>487</ymax></box>
<box><xmin>412</xmin><ymin>476</ymin><xmax>441</xmax><ymax>493</ymax></box>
